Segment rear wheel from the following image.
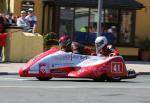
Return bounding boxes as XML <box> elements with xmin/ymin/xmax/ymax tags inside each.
<box><xmin>107</xmin><ymin>77</ymin><xmax>122</xmax><ymax>82</ymax></box>
<box><xmin>36</xmin><ymin>77</ymin><xmax>52</xmax><ymax>81</ymax></box>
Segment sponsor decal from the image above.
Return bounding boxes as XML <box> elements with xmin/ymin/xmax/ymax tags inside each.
<box><xmin>77</xmin><ymin>69</ymin><xmax>85</xmax><ymax>75</ymax></box>
<box><xmin>72</xmin><ymin>55</ymin><xmax>90</xmax><ymax>60</ymax></box>
<box><xmin>111</xmin><ymin>62</ymin><xmax>123</xmax><ymax>73</ymax></box>
<box><xmin>28</xmin><ymin>70</ymin><xmax>39</xmax><ymax>74</ymax></box>
<box><xmin>39</xmin><ymin>63</ymin><xmax>50</xmax><ymax>74</ymax></box>
<box><xmin>51</xmin><ymin>64</ymin><xmax>55</xmax><ymax>68</ymax></box>
<box><xmin>68</xmin><ymin>73</ymin><xmax>76</xmax><ymax>77</ymax></box>
<box><xmin>50</xmin><ymin>63</ymin><xmax>74</xmax><ymax>68</ymax></box>
<box><xmin>54</xmin><ymin>55</ymin><xmax>71</xmax><ymax>60</ymax></box>
<box><xmin>51</xmin><ymin>69</ymin><xmax>66</xmax><ymax>74</ymax></box>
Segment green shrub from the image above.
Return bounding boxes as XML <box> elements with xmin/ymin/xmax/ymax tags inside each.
<box><xmin>139</xmin><ymin>37</ymin><xmax>150</xmax><ymax>50</ymax></box>
<box><xmin>44</xmin><ymin>32</ymin><xmax>58</xmax><ymax>47</ymax></box>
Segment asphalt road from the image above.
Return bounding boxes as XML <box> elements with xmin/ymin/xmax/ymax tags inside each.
<box><xmin>0</xmin><ymin>75</ymin><xmax>150</xmax><ymax>103</ymax></box>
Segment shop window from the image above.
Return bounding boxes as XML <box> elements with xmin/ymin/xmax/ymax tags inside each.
<box><xmin>75</xmin><ymin>8</ymin><xmax>89</xmax><ymax>32</ymax></box>
<box><xmin>74</xmin><ymin>8</ymin><xmax>119</xmax><ymax>45</ymax></box>
<box><xmin>104</xmin><ymin>9</ymin><xmax>118</xmax><ymax>23</ymax></box>
<box><xmin>120</xmin><ymin>10</ymin><xmax>133</xmax><ymax>44</ymax></box>
<box><xmin>58</xmin><ymin>7</ymin><xmax>134</xmax><ymax>46</ymax></box>
<box><xmin>59</xmin><ymin>7</ymin><xmax>74</xmax><ymax>36</ymax></box>
<box><xmin>89</xmin><ymin>9</ymin><xmax>119</xmax><ymax>45</ymax></box>
<box><xmin>89</xmin><ymin>9</ymin><xmax>118</xmax><ymax>32</ymax></box>
<box><xmin>89</xmin><ymin>9</ymin><xmax>99</xmax><ymax>33</ymax></box>
<box><xmin>21</xmin><ymin>1</ymin><xmax>34</xmax><ymax>11</ymax></box>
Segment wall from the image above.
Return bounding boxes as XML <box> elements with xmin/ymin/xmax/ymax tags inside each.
<box><xmin>136</xmin><ymin>0</ymin><xmax>150</xmax><ymax>39</ymax></box>
<box><xmin>9</xmin><ymin>0</ymin><xmax>21</xmax><ymax>15</ymax></box>
<box><xmin>34</xmin><ymin>0</ymin><xmax>43</xmax><ymax>34</ymax></box>
<box><xmin>43</xmin><ymin>5</ymin><xmax>49</xmax><ymax>34</ymax></box>
<box><xmin>0</xmin><ymin>0</ymin><xmax>6</xmax><ymax>13</ymax></box>
<box><xmin>9</xmin><ymin>0</ymin><xmax>15</xmax><ymax>13</ymax></box>
<box><xmin>5</xmin><ymin>28</ymin><xmax>43</xmax><ymax>62</ymax></box>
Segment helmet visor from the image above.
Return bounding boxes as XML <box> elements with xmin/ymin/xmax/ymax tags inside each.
<box><xmin>59</xmin><ymin>41</ymin><xmax>65</xmax><ymax>48</ymax></box>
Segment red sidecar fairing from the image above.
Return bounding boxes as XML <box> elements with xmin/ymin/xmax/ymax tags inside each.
<box><xmin>19</xmin><ymin>48</ymin><xmax>128</xmax><ymax>79</ymax></box>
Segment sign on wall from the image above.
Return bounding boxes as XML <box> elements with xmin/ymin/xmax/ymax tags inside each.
<box><xmin>21</xmin><ymin>1</ymin><xmax>34</xmax><ymax>11</ymax></box>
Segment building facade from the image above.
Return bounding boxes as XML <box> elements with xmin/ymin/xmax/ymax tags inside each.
<box><xmin>1</xmin><ymin>0</ymin><xmax>150</xmax><ymax>60</ymax></box>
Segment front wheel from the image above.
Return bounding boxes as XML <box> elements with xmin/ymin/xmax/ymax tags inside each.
<box><xmin>93</xmin><ymin>75</ymin><xmax>107</xmax><ymax>82</ymax></box>
<box><xmin>36</xmin><ymin>77</ymin><xmax>52</xmax><ymax>81</ymax></box>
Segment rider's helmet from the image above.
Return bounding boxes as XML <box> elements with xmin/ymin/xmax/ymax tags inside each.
<box><xmin>95</xmin><ymin>36</ymin><xmax>108</xmax><ymax>52</ymax></box>
<box><xmin>59</xmin><ymin>35</ymin><xmax>72</xmax><ymax>49</ymax></box>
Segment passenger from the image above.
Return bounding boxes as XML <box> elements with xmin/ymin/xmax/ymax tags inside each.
<box><xmin>95</xmin><ymin>36</ymin><xmax>119</xmax><ymax>56</ymax></box>
<box><xmin>59</xmin><ymin>35</ymin><xmax>95</xmax><ymax>55</ymax></box>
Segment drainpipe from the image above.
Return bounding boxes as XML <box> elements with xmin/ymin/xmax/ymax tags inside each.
<box><xmin>42</xmin><ymin>3</ymin><xmax>46</xmax><ymax>34</ymax></box>
<box><xmin>7</xmin><ymin>0</ymin><xmax>10</xmax><ymax>13</ymax></box>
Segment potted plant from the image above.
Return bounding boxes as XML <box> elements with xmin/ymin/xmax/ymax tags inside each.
<box><xmin>139</xmin><ymin>37</ymin><xmax>150</xmax><ymax>61</ymax></box>
<box><xmin>43</xmin><ymin>32</ymin><xmax>59</xmax><ymax>51</ymax></box>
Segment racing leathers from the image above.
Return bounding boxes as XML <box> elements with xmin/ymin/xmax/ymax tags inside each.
<box><xmin>98</xmin><ymin>45</ymin><xmax>119</xmax><ymax>57</ymax></box>
<box><xmin>61</xmin><ymin>41</ymin><xmax>95</xmax><ymax>55</ymax></box>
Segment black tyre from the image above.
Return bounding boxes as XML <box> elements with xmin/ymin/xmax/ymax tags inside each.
<box><xmin>107</xmin><ymin>77</ymin><xmax>122</xmax><ymax>82</ymax></box>
<box><xmin>93</xmin><ymin>75</ymin><xmax>107</xmax><ymax>82</ymax></box>
<box><xmin>36</xmin><ymin>77</ymin><xmax>52</xmax><ymax>81</ymax></box>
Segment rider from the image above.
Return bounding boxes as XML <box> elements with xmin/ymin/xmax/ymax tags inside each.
<box><xmin>59</xmin><ymin>35</ymin><xmax>95</xmax><ymax>55</ymax></box>
<box><xmin>95</xmin><ymin>36</ymin><xmax>119</xmax><ymax>56</ymax></box>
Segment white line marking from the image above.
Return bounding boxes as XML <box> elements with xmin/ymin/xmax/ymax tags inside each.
<box><xmin>0</xmin><ymin>77</ymin><xmax>30</xmax><ymax>81</ymax></box>
<box><xmin>0</xmin><ymin>85</ymin><xmax>150</xmax><ymax>89</ymax></box>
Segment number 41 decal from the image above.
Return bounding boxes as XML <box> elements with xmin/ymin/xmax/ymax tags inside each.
<box><xmin>111</xmin><ymin>62</ymin><xmax>123</xmax><ymax>73</ymax></box>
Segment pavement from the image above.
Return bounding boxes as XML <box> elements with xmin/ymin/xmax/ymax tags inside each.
<box><xmin>0</xmin><ymin>61</ymin><xmax>150</xmax><ymax>75</ymax></box>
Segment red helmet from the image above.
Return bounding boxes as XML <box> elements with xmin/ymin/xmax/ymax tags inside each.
<box><xmin>59</xmin><ymin>35</ymin><xmax>72</xmax><ymax>48</ymax></box>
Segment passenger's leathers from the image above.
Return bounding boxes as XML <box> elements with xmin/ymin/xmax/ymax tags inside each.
<box><xmin>61</xmin><ymin>41</ymin><xmax>95</xmax><ymax>55</ymax></box>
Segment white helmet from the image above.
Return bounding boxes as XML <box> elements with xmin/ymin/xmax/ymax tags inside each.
<box><xmin>95</xmin><ymin>36</ymin><xmax>108</xmax><ymax>52</ymax></box>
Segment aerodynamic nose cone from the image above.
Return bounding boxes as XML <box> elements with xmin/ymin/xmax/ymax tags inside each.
<box><xmin>19</xmin><ymin>66</ymin><xmax>29</xmax><ymax>77</ymax></box>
